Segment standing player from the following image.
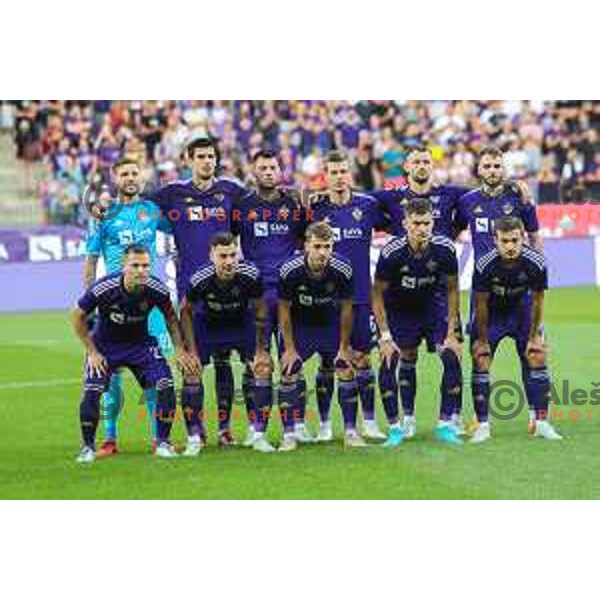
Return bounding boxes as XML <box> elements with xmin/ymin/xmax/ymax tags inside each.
<box><xmin>469</xmin><ymin>216</ymin><xmax>562</xmax><ymax>442</ymax></box>
<box><xmin>84</xmin><ymin>156</ymin><xmax>173</xmax><ymax>456</ymax></box>
<box><xmin>371</xmin><ymin>144</ymin><xmax>469</xmax><ymax>238</ymax></box>
<box><xmin>278</xmin><ymin>222</ymin><xmax>362</xmax><ymax>450</ymax></box>
<box><xmin>456</xmin><ymin>145</ymin><xmax>542</xmax><ymax>430</ymax></box>
<box><xmin>233</xmin><ymin>149</ymin><xmax>313</xmax><ymax>445</ymax></box>
<box><xmin>149</xmin><ymin>136</ymin><xmax>248</xmax><ymax>445</ymax></box>
<box><xmin>310</xmin><ymin>151</ymin><xmax>386</xmax><ymax>441</ymax></box>
<box><xmin>372</xmin><ymin>198</ymin><xmax>463</xmax><ymax>446</ymax></box>
<box><xmin>370</xmin><ymin>145</ymin><xmax>469</xmax><ymax>431</ymax></box>
<box><xmin>179</xmin><ymin>233</ymin><xmax>274</xmax><ymax>453</ymax></box>
<box><xmin>71</xmin><ymin>245</ymin><xmax>199</xmax><ymax>463</ymax></box>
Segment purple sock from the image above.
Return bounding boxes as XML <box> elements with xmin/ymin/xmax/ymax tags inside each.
<box><xmin>156</xmin><ymin>384</ymin><xmax>176</xmax><ymax>443</ymax></box>
<box><xmin>214</xmin><ymin>358</ymin><xmax>234</xmax><ymax>432</ymax></box>
<box><xmin>399</xmin><ymin>358</ymin><xmax>417</xmax><ymax>417</ymax></box>
<box><xmin>526</xmin><ymin>367</ymin><xmax>551</xmax><ymax>420</ymax></box>
<box><xmin>471</xmin><ymin>370</ymin><xmax>490</xmax><ymax>422</ymax></box>
<box><xmin>278</xmin><ymin>380</ymin><xmax>297</xmax><ymax>433</ymax></box>
<box><xmin>378</xmin><ymin>356</ymin><xmax>399</xmax><ymax>424</ymax></box>
<box><xmin>316</xmin><ymin>367</ymin><xmax>335</xmax><ymax>422</ymax></box>
<box><xmin>181</xmin><ymin>382</ymin><xmax>204</xmax><ymax>438</ymax></box>
<box><xmin>439</xmin><ymin>349</ymin><xmax>462</xmax><ymax>421</ymax></box>
<box><xmin>338</xmin><ymin>379</ymin><xmax>359</xmax><ymax>431</ymax></box>
<box><xmin>356</xmin><ymin>368</ymin><xmax>376</xmax><ymax>421</ymax></box>
<box><xmin>80</xmin><ymin>387</ymin><xmax>101</xmax><ymax>449</ymax></box>
<box><xmin>254</xmin><ymin>377</ymin><xmax>273</xmax><ymax>433</ymax></box>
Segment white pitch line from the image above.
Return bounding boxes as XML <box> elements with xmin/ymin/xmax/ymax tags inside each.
<box><xmin>0</xmin><ymin>378</ymin><xmax>80</xmax><ymax>390</ymax></box>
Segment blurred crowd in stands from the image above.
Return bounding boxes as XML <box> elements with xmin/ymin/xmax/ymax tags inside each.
<box><xmin>1</xmin><ymin>100</ymin><xmax>599</xmax><ymax>225</ymax></box>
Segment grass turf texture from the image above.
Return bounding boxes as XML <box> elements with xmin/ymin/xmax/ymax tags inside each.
<box><xmin>0</xmin><ymin>287</ymin><xmax>599</xmax><ymax>499</ymax></box>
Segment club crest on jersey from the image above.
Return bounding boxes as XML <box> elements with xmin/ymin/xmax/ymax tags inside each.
<box><xmin>185</xmin><ymin>197</ymin><xmax>194</xmax><ymax>204</ymax></box>
<box><xmin>474</xmin><ymin>205</ymin><xmax>484</xmax><ymax>214</ymax></box>
<box><xmin>352</xmin><ymin>208</ymin><xmax>363</xmax><ymax>221</ymax></box>
<box><xmin>502</xmin><ymin>203</ymin><xmax>514</xmax><ymax>215</ymax></box>
<box><xmin>429</xmin><ymin>196</ymin><xmax>440</xmax><ymax>204</ymax></box>
<box><xmin>400</xmin><ymin>265</ymin><xmax>410</xmax><ymax>273</ymax></box>
<box><xmin>426</xmin><ymin>260</ymin><xmax>438</xmax><ymax>272</ymax></box>
<box><xmin>326</xmin><ymin>282</ymin><xmax>335</xmax><ymax>293</ymax></box>
<box><xmin>517</xmin><ymin>272</ymin><xmax>528</xmax><ymax>282</ymax></box>
<box><xmin>213</xmin><ymin>193</ymin><xmax>225</xmax><ymax>203</ymax></box>
<box><xmin>139</xmin><ymin>301</ymin><xmax>148</xmax><ymax>312</ymax></box>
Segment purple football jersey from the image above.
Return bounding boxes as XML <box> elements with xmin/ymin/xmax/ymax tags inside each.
<box><xmin>311</xmin><ymin>192</ymin><xmax>384</xmax><ymax>304</ymax></box>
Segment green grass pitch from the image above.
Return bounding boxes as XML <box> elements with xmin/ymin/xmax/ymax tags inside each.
<box><xmin>1</xmin><ymin>287</ymin><xmax>599</xmax><ymax>499</ymax></box>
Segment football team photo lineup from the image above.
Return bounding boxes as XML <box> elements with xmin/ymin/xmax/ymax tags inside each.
<box><xmin>1</xmin><ymin>100</ymin><xmax>599</xmax><ymax>499</ymax></box>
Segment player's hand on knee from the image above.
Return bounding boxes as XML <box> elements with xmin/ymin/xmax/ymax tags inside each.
<box><xmin>442</xmin><ymin>334</ymin><xmax>462</xmax><ymax>359</ymax></box>
<box><xmin>378</xmin><ymin>339</ymin><xmax>400</xmax><ymax>368</ymax></box>
<box><xmin>335</xmin><ymin>345</ymin><xmax>354</xmax><ymax>371</ymax></box>
<box><xmin>281</xmin><ymin>349</ymin><xmax>302</xmax><ymax>377</ymax></box>
<box><xmin>252</xmin><ymin>349</ymin><xmax>272</xmax><ymax>378</ymax></box>
<box><xmin>86</xmin><ymin>350</ymin><xmax>108</xmax><ymax>378</ymax></box>
<box><xmin>526</xmin><ymin>338</ymin><xmax>546</xmax><ymax>368</ymax></box>
<box><xmin>176</xmin><ymin>348</ymin><xmax>202</xmax><ymax>377</ymax></box>
<box><xmin>472</xmin><ymin>340</ymin><xmax>491</xmax><ymax>371</ymax></box>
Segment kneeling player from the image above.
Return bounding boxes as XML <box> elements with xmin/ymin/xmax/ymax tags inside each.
<box><xmin>71</xmin><ymin>244</ymin><xmax>199</xmax><ymax>463</ymax></box>
<box><xmin>278</xmin><ymin>221</ymin><xmax>364</xmax><ymax>450</ymax></box>
<box><xmin>180</xmin><ymin>232</ymin><xmax>274</xmax><ymax>453</ymax></box>
<box><xmin>470</xmin><ymin>216</ymin><xmax>562</xmax><ymax>442</ymax></box>
<box><xmin>372</xmin><ymin>198</ymin><xmax>463</xmax><ymax>446</ymax></box>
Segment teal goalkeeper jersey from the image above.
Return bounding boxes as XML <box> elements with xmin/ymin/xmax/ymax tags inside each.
<box><xmin>85</xmin><ymin>198</ymin><xmax>170</xmax><ymax>275</ymax></box>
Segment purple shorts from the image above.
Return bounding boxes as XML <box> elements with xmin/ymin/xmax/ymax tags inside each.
<box><xmin>193</xmin><ymin>312</ymin><xmax>256</xmax><ymax>366</ymax></box>
<box><xmin>282</xmin><ymin>322</ymin><xmax>340</xmax><ymax>362</ymax></box>
<box><xmin>469</xmin><ymin>305</ymin><xmax>537</xmax><ymax>357</ymax></box>
<box><xmin>388</xmin><ymin>306</ymin><xmax>447</xmax><ymax>352</ymax></box>
<box><xmin>86</xmin><ymin>338</ymin><xmax>173</xmax><ymax>391</ymax></box>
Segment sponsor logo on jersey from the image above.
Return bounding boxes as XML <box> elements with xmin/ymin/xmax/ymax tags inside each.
<box><xmin>254</xmin><ymin>222</ymin><xmax>269</xmax><ymax>237</ymax></box>
<box><xmin>342</xmin><ymin>228</ymin><xmax>363</xmax><ymax>239</ymax></box>
<box><xmin>352</xmin><ymin>208</ymin><xmax>363</xmax><ymax>221</ymax></box>
<box><xmin>475</xmin><ymin>217</ymin><xmax>489</xmax><ymax>233</ymax></box>
<box><xmin>401</xmin><ymin>276</ymin><xmax>416</xmax><ymax>289</ymax></box>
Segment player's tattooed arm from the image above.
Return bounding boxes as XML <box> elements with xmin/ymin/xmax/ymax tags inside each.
<box><xmin>83</xmin><ymin>256</ymin><xmax>98</xmax><ymax>288</ymax></box>
<box><xmin>337</xmin><ymin>298</ymin><xmax>354</xmax><ymax>367</ymax></box>
<box><xmin>70</xmin><ymin>306</ymin><xmax>106</xmax><ymax>376</ymax></box>
<box><xmin>528</xmin><ymin>290</ymin><xmax>545</xmax><ymax>345</ymax></box>
<box><xmin>278</xmin><ymin>300</ymin><xmax>300</xmax><ymax>375</ymax></box>
<box><xmin>445</xmin><ymin>275</ymin><xmax>462</xmax><ymax>355</ymax></box>
<box><xmin>474</xmin><ymin>291</ymin><xmax>491</xmax><ymax>360</ymax></box>
<box><xmin>164</xmin><ymin>299</ymin><xmax>200</xmax><ymax>376</ymax></box>
<box><xmin>253</xmin><ymin>297</ymin><xmax>271</xmax><ymax>377</ymax></box>
<box><xmin>528</xmin><ymin>230</ymin><xmax>544</xmax><ymax>252</ymax></box>
<box><xmin>371</xmin><ymin>278</ymin><xmax>399</xmax><ymax>366</ymax></box>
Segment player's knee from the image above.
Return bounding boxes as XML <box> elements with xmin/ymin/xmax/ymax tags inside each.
<box><xmin>351</xmin><ymin>351</ymin><xmax>370</xmax><ymax>370</ymax></box>
<box><xmin>336</xmin><ymin>366</ymin><xmax>354</xmax><ymax>381</ymax></box>
<box><xmin>526</xmin><ymin>347</ymin><xmax>547</xmax><ymax>369</ymax></box>
<box><xmin>400</xmin><ymin>348</ymin><xmax>418</xmax><ymax>363</ymax></box>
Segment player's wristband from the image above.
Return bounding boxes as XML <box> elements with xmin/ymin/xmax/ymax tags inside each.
<box><xmin>379</xmin><ymin>330</ymin><xmax>393</xmax><ymax>344</ymax></box>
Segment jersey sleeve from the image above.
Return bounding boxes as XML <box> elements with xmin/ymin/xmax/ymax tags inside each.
<box><xmin>77</xmin><ymin>286</ymin><xmax>99</xmax><ymax>313</ymax></box>
<box><xmin>186</xmin><ymin>268</ymin><xmax>212</xmax><ymax>304</ymax></box>
<box><xmin>473</xmin><ymin>260</ymin><xmax>492</xmax><ymax>293</ymax></box>
<box><xmin>85</xmin><ymin>218</ymin><xmax>103</xmax><ymax>257</ymax></box>
<box><xmin>375</xmin><ymin>251</ymin><xmax>394</xmax><ymax>282</ymax></box>
<box><xmin>278</xmin><ymin>266</ymin><xmax>295</xmax><ymax>301</ymax></box>
<box><xmin>525</xmin><ymin>251</ymin><xmax>548</xmax><ymax>291</ymax></box>
<box><xmin>336</xmin><ymin>265</ymin><xmax>354</xmax><ymax>300</ymax></box>
<box><xmin>148</xmin><ymin>279</ymin><xmax>177</xmax><ymax>323</ymax></box>
<box><xmin>519</xmin><ymin>202</ymin><xmax>540</xmax><ymax>233</ymax></box>
<box><xmin>436</xmin><ymin>240</ymin><xmax>459</xmax><ymax>276</ymax></box>
<box><xmin>239</xmin><ymin>263</ymin><xmax>264</xmax><ymax>299</ymax></box>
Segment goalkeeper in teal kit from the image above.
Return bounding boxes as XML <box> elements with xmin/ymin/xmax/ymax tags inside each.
<box><xmin>84</xmin><ymin>156</ymin><xmax>173</xmax><ymax>456</ymax></box>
